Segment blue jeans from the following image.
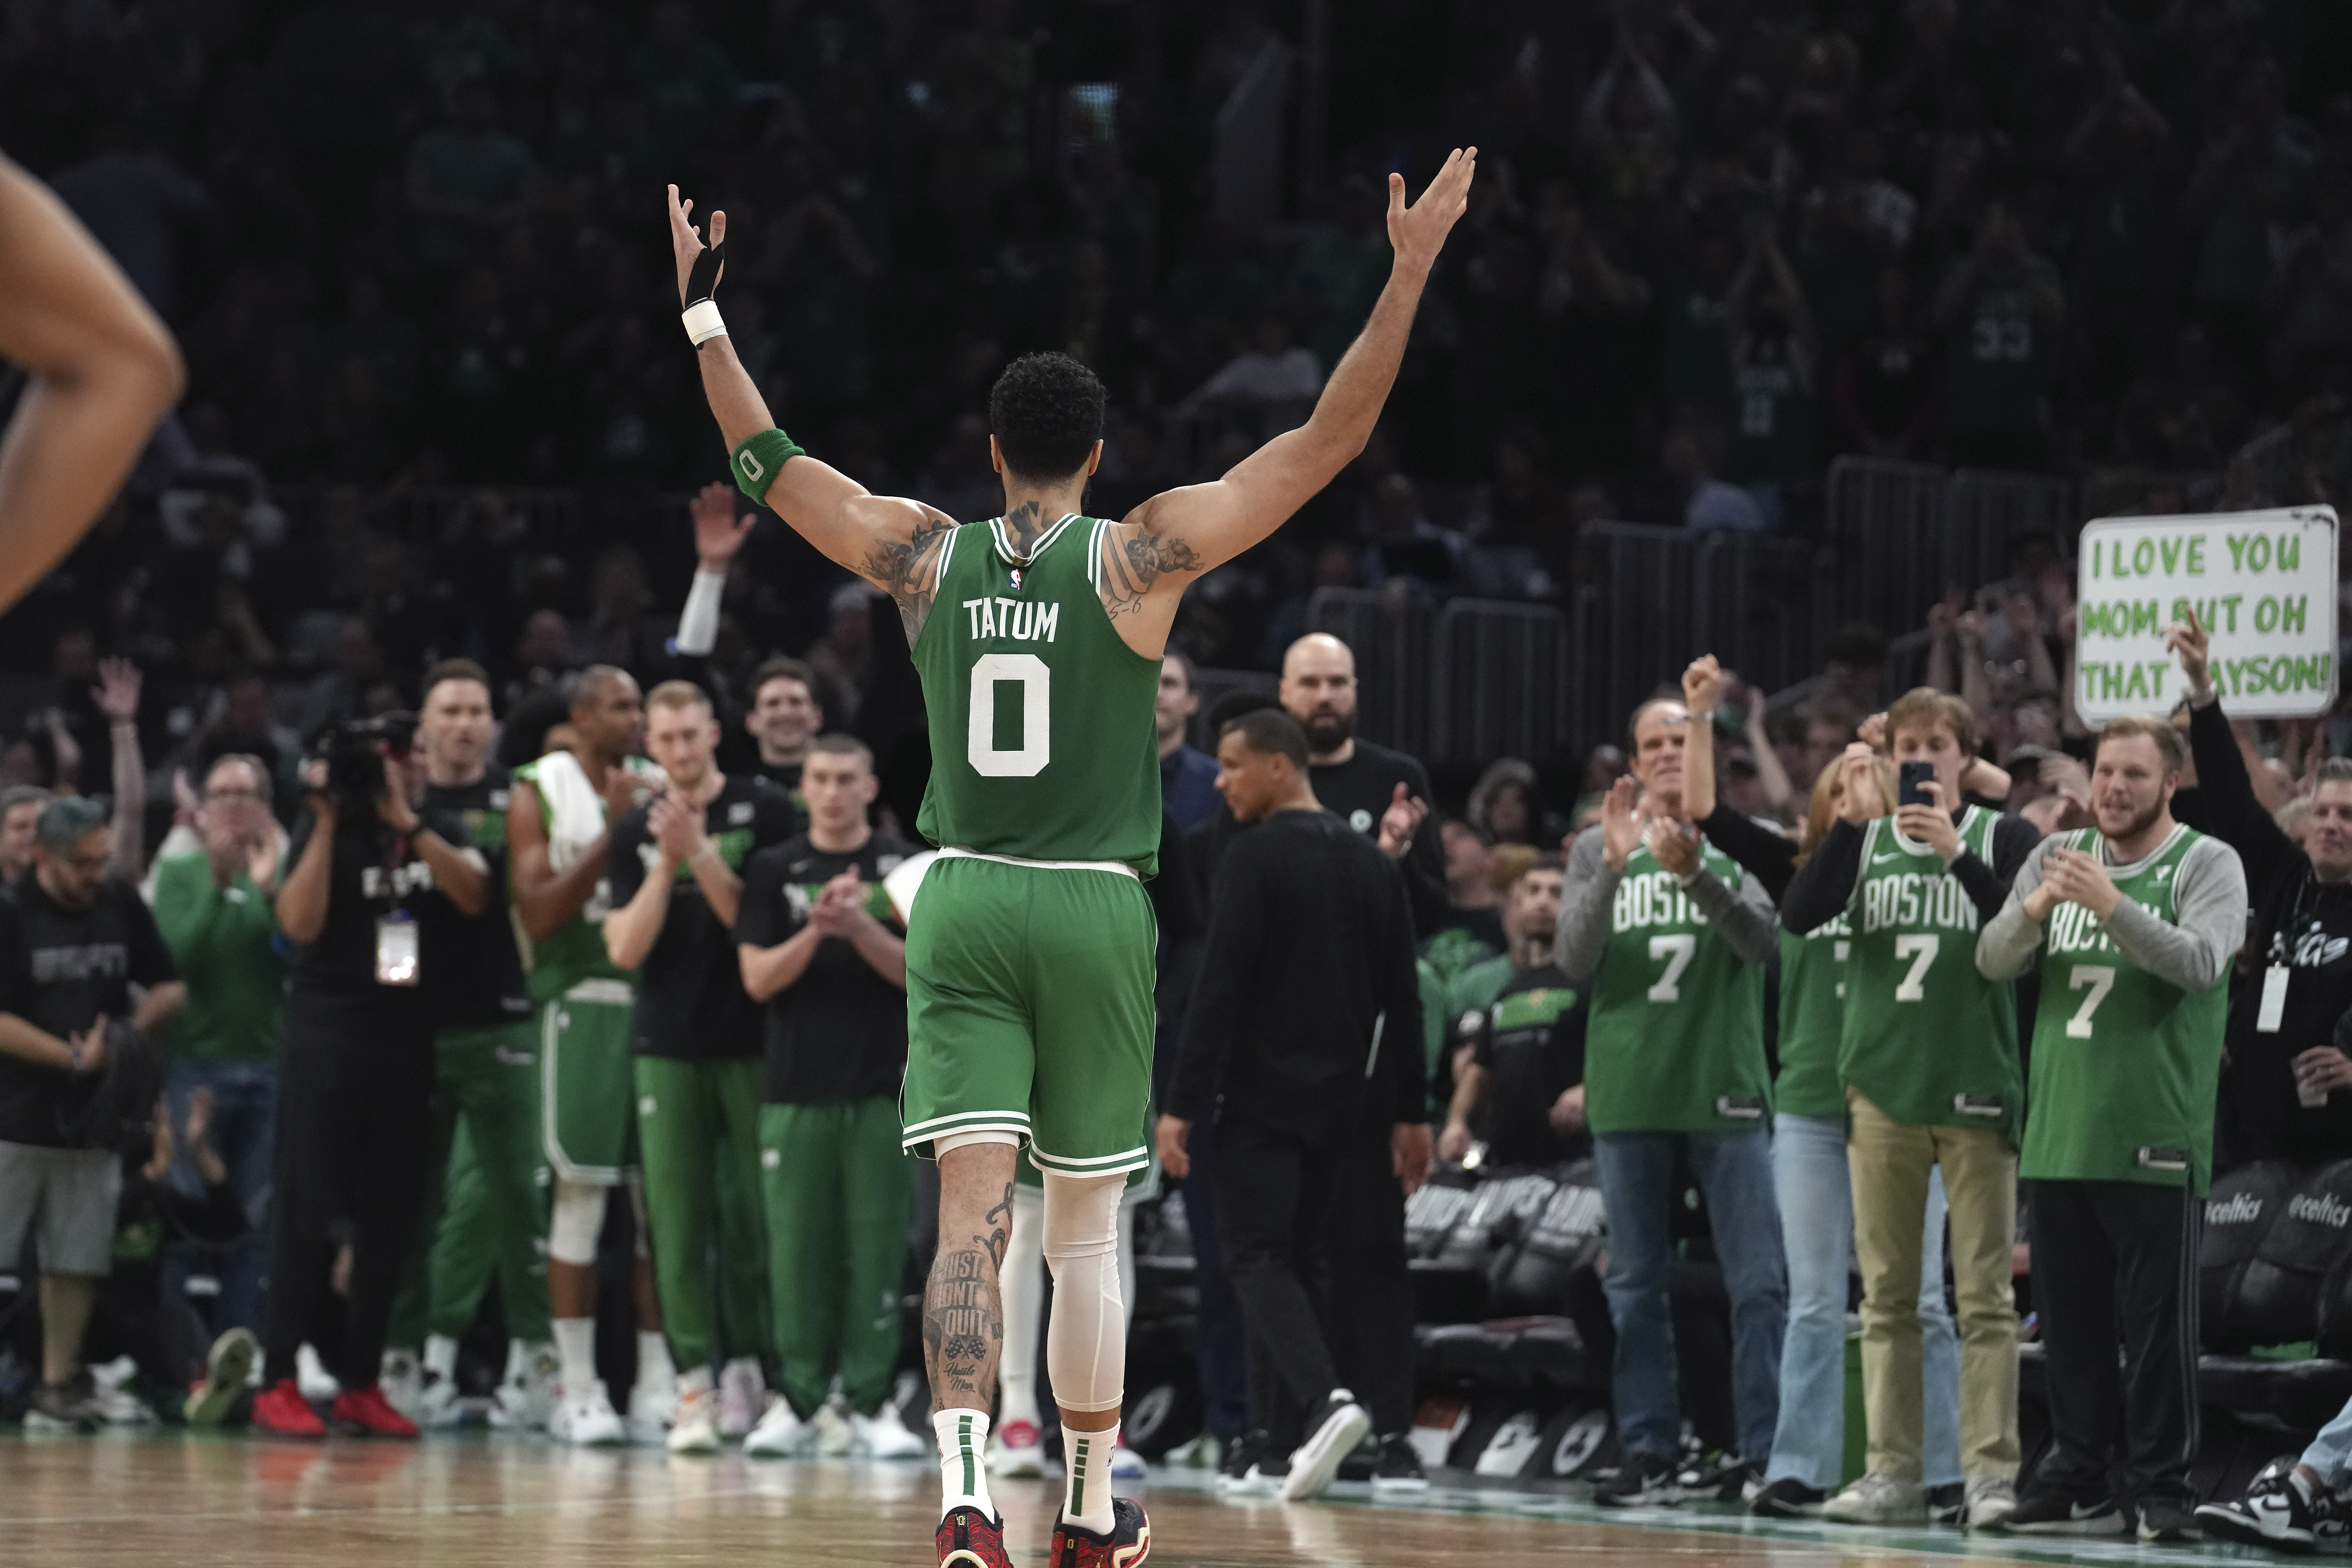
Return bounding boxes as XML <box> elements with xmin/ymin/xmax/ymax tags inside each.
<box><xmin>2306</xmin><ymin>1394</ymin><xmax>2352</xmax><ymax>1488</ymax></box>
<box><xmin>1593</xmin><ymin>1130</ymin><xmax>1788</xmax><ymax>1462</ymax></box>
<box><xmin>162</xmin><ymin>1058</ymin><xmax>278</xmax><ymax>1335</ymax></box>
<box><xmin>1763</xmin><ymin>1112</ymin><xmax>1962</xmax><ymax>1490</ymax></box>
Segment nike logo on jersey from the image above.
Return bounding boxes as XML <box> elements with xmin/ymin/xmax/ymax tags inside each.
<box><xmin>789</xmin><ymin>860</ymin><xmax>814</xmax><ymax>875</ymax></box>
<box><xmin>1871</xmin><ymin>852</ymin><xmax>1901</xmax><ymax>864</ymax></box>
<box><xmin>961</xmin><ymin>596</ymin><xmax>1061</xmax><ymax>643</ymax></box>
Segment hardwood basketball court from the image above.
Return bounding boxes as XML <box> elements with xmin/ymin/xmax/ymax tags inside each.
<box><xmin>0</xmin><ymin>1433</ymin><xmax>2282</xmax><ymax>1566</ymax></box>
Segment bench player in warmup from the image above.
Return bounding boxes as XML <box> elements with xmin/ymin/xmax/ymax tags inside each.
<box><xmin>666</xmin><ymin>147</ymin><xmax>1475</xmax><ymax>1568</ymax></box>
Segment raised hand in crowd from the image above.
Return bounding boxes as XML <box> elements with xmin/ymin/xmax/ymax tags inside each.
<box><xmin>1835</xmin><ymin>742</ymin><xmax>1884</xmax><ymax>822</ymax></box>
<box><xmin>806</xmin><ymin>871</ymin><xmax>874</xmax><ymax>939</ymax></box>
<box><xmin>2026</xmin><ymin>846</ymin><xmax>2122</xmax><ymax>920</ymax></box>
<box><xmin>2164</xmin><ymin>605</ymin><xmax>2212</xmax><ymax>695</ymax></box>
<box><xmin>601</xmin><ymin>761</ymin><xmax>645</xmax><ymax>824</ymax></box>
<box><xmin>690</xmin><ymin>481</ymin><xmax>754</xmax><ymax>571</ymax></box>
<box><xmin>92</xmin><ymin>655</ymin><xmax>140</xmax><ymax>727</ymax></box>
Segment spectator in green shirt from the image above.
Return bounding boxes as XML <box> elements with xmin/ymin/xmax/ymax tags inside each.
<box><xmin>150</xmin><ymin>753</ymin><xmax>287</xmax><ymax>1335</ymax></box>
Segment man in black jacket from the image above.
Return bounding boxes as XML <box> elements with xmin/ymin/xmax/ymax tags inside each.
<box><xmin>1158</xmin><ymin>708</ymin><xmax>1427</xmax><ymax>1505</ymax></box>
<box><xmin>2169</xmin><ymin>611</ymin><xmax>2352</xmax><ymax>1167</ymax></box>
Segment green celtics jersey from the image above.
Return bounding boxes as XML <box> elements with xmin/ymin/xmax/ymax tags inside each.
<box><xmin>2025</xmin><ymin>825</ymin><xmax>2227</xmax><ymax>1192</ymax></box>
<box><xmin>1776</xmin><ymin>917</ymin><xmax>1849</xmax><ymax>1120</ymax></box>
<box><xmin>912</xmin><ymin>515</ymin><xmax>1162</xmax><ymax>876</ymax></box>
<box><xmin>513</xmin><ymin>752</ymin><xmax>662</xmax><ymax>1003</ymax></box>
<box><xmin>1584</xmin><ymin>841</ymin><xmax>1770</xmax><ymax>1135</ymax></box>
<box><xmin>1841</xmin><ymin>808</ymin><xmax>2020</xmax><ymax>1137</ymax></box>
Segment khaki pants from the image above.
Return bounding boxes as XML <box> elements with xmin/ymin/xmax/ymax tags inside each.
<box><xmin>1847</xmin><ymin>1088</ymin><xmax>2020</xmax><ymax>1482</ymax></box>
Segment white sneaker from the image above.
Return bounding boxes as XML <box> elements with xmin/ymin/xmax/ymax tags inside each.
<box><xmin>415</xmin><ymin>1369</ymin><xmax>466</xmax><ymax>1430</ymax></box>
<box><xmin>812</xmin><ymin>1392</ymin><xmax>852</xmax><ymax>1457</ymax></box>
<box><xmin>987</xmin><ymin>1418</ymin><xmax>1046</xmax><ymax>1478</ymax></box>
<box><xmin>628</xmin><ymin>1376</ymin><xmax>678</xmax><ymax>1446</ymax></box>
<box><xmin>295</xmin><ymin>1343</ymin><xmax>340</xmax><ymax>1403</ymax></box>
<box><xmin>378</xmin><ymin>1350</ymin><xmax>422</xmax><ymax>1420</ymax></box>
<box><xmin>553</xmin><ymin>1380</ymin><xmax>627</xmax><ymax>1448</ymax></box>
<box><xmin>87</xmin><ymin>1359</ymin><xmax>156</xmax><ymax>1426</ymax></box>
<box><xmin>1110</xmin><ymin>1436</ymin><xmax>1149</xmax><ymax>1482</ymax></box>
<box><xmin>849</xmin><ymin>1402</ymin><xmax>929</xmax><ymax>1460</ymax></box>
<box><xmin>719</xmin><ymin>1357</ymin><xmax>764</xmax><ymax>1440</ymax></box>
<box><xmin>1965</xmin><ymin>1475</ymin><xmax>2018</xmax><ymax>1531</ymax></box>
<box><xmin>1162</xmin><ymin>1431</ymin><xmax>1221</xmax><ymax>1472</ymax></box>
<box><xmin>743</xmin><ymin>1394</ymin><xmax>811</xmax><ymax>1458</ymax></box>
<box><xmin>668</xmin><ymin>1384</ymin><xmax>721</xmax><ymax>1455</ymax></box>
<box><xmin>490</xmin><ymin>1343</ymin><xmax>559</xmax><ymax>1432</ymax></box>
<box><xmin>1822</xmin><ymin>1472</ymin><xmax>1929</xmax><ymax>1525</ymax></box>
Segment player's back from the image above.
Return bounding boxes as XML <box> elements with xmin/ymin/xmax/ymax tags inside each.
<box><xmin>912</xmin><ymin>514</ymin><xmax>1162</xmax><ymax>876</ymax></box>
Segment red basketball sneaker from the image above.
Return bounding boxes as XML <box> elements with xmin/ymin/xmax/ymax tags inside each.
<box><xmin>937</xmin><ymin>1505</ymin><xmax>1016</xmax><ymax>1568</ymax></box>
<box><xmin>331</xmin><ymin>1383</ymin><xmax>420</xmax><ymax>1438</ymax></box>
<box><xmin>251</xmin><ymin>1378</ymin><xmax>326</xmax><ymax>1438</ymax></box>
<box><xmin>1047</xmin><ymin>1497</ymin><xmax>1151</xmax><ymax>1567</ymax></box>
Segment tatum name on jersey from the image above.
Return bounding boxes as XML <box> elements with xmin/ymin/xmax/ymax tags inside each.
<box><xmin>912</xmin><ymin>515</ymin><xmax>1162</xmax><ymax>876</ymax></box>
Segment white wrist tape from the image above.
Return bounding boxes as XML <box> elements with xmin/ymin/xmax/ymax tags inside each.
<box><xmin>681</xmin><ymin>299</ymin><xmax>727</xmax><ymax>345</ymax></box>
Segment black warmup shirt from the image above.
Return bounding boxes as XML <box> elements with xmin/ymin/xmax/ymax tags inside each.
<box><xmin>754</xmin><ymin>758</ymin><xmax>805</xmax><ymax>800</ymax></box>
<box><xmin>2190</xmin><ymin>699</ymin><xmax>2352</xmax><ymax>1164</ymax></box>
<box><xmin>285</xmin><ymin>809</ymin><xmax>472</xmax><ymax>1039</ymax></box>
<box><xmin>1173</xmin><ymin>807</ymin><xmax>1424</xmax><ymax>1140</ymax></box>
<box><xmin>1462</xmin><ymin>962</ymin><xmax>1588</xmax><ymax>1168</ymax></box>
<box><xmin>735</xmin><ymin>830</ymin><xmax>913</xmax><ymax>1104</ymax></box>
<box><xmin>0</xmin><ymin>876</ymin><xmax>176</xmax><ymax>1147</ymax></box>
<box><xmin>1195</xmin><ymin>739</ymin><xmax>1448</xmax><ymax>935</ymax></box>
<box><xmin>608</xmin><ymin>775</ymin><xmax>800</xmax><ymax>1061</ymax></box>
<box><xmin>418</xmin><ymin>767</ymin><xmax>532</xmax><ymax>1030</ymax></box>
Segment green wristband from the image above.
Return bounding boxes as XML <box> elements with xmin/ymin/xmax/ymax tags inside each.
<box><xmin>732</xmin><ymin>428</ymin><xmax>805</xmax><ymax>503</ymax></box>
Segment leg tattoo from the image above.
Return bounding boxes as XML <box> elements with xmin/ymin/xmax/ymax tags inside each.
<box><xmin>924</xmin><ymin>1245</ymin><xmax>1004</xmax><ymax>1413</ymax></box>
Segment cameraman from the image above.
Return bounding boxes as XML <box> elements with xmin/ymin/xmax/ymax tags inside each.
<box><xmin>0</xmin><ymin>796</ymin><xmax>183</xmax><ymax>1430</ymax></box>
<box><xmin>253</xmin><ymin>724</ymin><xmax>486</xmax><ymax>1439</ymax></box>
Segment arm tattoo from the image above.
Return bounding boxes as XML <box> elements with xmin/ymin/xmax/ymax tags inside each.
<box><xmin>861</xmin><ymin>511</ymin><xmax>955</xmax><ymax>642</ymax></box>
<box><xmin>1099</xmin><ymin>523</ymin><xmax>1200</xmax><ymax>618</ymax></box>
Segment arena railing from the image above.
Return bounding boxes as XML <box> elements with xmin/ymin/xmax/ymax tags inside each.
<box><xmin>1431</xmin><ymin>599</ymin><xmax>1574</xmax><ymax>769</ymax></box>
<box><xmin>1822</xmin><ymin>454</ymin><xmax>1948</xmax><ymax>632</ymax></box>
<box><xmin>1305</xmin><ymin>586</ymin><xmax>1435</xmax><ymax>761</ymax></box>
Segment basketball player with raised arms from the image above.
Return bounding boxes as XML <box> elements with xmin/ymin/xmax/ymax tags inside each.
<box><xmin>667</xmin><ymin>149</ymin><xmax>1475</xmax><ymax>1568</ymax></box>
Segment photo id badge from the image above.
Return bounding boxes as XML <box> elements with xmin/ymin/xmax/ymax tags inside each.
<box><xmin>376</xmin><ymin>913</ymin><xmax>420</xmax><ymax>986</ymax></box>
<box><xmin>2257</xmin><ymin>965</ymin><xmax>2289</xmax><ymax>1033</ymax></box>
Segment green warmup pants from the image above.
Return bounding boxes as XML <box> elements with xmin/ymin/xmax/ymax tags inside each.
<box><xmin>636</xmin><ymin>1056</ymin><xmax>770</xmax><ymax>1373</ymax></box>
<box><xmin>387</xmin><ymin>1019</ymin><xmax>551</xmax><ymax>1351</ymax></box>
<box><xmin>760</xmin><ymin>1098</ymin><xmax>915</xmax><ymax>1419</ymax></box>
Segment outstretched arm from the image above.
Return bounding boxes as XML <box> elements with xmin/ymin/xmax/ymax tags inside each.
<box><xmin>1097</xmin><ymin>151</ymin><xmax>1478</xmax><ymax>613</ymax></box>
<box><xmin>667</xmin><ymin>186</ymin><xmax>956</xmax><ymax>641</ymax></box>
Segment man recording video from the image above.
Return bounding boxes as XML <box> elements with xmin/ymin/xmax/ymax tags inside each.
<box><xmin>253</xmin><ymin>712</ymin><xmax>486</xmax><ymax>1439</ymax></box>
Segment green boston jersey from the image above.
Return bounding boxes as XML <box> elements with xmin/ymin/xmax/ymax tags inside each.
<box><xmin>1584</xmin><ymin>841</ymin><xmax>1770</xmax><ymax>1135</ymax></box>
<box><xmin>1775</xmin><ymin>917</ymin><xmax>1849</xmax><ymax>1121</ymax></box>
<box><xmin>513</xmin><ymin>752</ymin><xmax>663</xmax><ymax>1002</ymax></box>
<box><xmin>912</xmin><ymin>516</ymin><xmax>1163</xmax><ymax>876</ymax></box>
<box><xmin>1840</xmin><ymin>809</ymin><xmax>2021</xmax><ymax>1139</ymax></box>
<box><xmin>2025</xmin><ymin>825</ymin><xmax>2227</xmax><ymax>1192</ymax></box>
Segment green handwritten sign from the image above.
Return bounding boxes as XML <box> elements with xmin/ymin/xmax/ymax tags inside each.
<box><xmin>2074</xmin><ymin>507</ymin><xmax>2339</xmax><ymax>721</ymax></box>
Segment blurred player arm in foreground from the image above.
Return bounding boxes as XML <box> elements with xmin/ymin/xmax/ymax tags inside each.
<box><xmin>667</xmin><ymin>186</ymin><xmax>955</xmax><ymax>642</ymax></box>
<box><xmin>0</xmin><ymin>152</ymin><xmax>184</xmax><ymax>614</ymax></box>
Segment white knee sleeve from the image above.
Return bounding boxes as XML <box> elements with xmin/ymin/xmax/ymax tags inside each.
<box><xmin>1040</xmin><ymin>1172</ymin><xmax>1127</xmax><ymax>1414</ymax></box>
<box><xmin>548</xmin><ymin>1180</ymin><xmax>607</xmax><ymax>1267</ymax></box>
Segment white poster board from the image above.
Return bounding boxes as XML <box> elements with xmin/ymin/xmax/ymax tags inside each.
<box><xmin>2074</xmin><ymin>507</ymin><xmax>2338</xmax><ymax>723</ymax></box>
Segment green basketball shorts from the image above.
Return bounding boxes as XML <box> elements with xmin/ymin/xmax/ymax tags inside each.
<box><xmin>902</xmin><ymin>852</ymin><xmax>1155</xmax><ymax>1176</ymax></box>
<box><xmin>539</xmin><ymin>978</ymin><xmax>636</xmax><ymax>1185</ymax></box>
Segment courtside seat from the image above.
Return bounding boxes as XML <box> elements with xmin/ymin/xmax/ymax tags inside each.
<box><xmin>2195</xmin><ymin>1354</ymin><xmax>2352</xmax><ymax>1432</ymax></box>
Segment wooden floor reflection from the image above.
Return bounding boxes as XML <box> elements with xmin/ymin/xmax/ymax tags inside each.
<box><xmin>0</xmin><ymin>1433</ymin><xmax>2273</xmax><ymax>1567</ymax></box>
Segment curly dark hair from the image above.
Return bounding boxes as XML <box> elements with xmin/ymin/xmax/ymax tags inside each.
<box><xmin>987</xmin><ymin>352</ymin><xmax>1106</xmax><ymax>482</ymax></box>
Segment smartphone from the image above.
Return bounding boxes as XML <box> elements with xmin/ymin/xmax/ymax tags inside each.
<box><xmin>1898</xmin><ymin>760</ymin><xmax>1936</xmax><ymax>808</ymax></box>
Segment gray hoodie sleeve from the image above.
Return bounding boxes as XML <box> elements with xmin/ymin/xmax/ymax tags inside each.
<box><xmin>1975</xmin><ymin>835</ymin><xmax>2063</xmax><ymax>981</ymax></box>
<box><xmin>1976</xmin><ymin>830</ymin><xmax>2250</xmax><ymax>993</ymax></box>
<box><xmin>1683</xmin><ymin>860</ymin><xmax>1780</xmax><ymax>964</ymax></box>
<box><xmin>2100</xmin><ymin>835</ymin><xmax>2249</xmax><ymax>992</ymax></box>
<box><xmin>1555</xmin><ymin>828</ymin><xmax>1619</xmax><ymax>985</ymax></box>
